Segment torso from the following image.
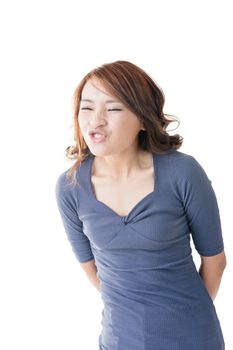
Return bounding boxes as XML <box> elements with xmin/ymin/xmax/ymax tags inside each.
<box><xmin>90</xmin><ymin>151</ymin><xmax>155</xmax><ymax>217</ymax></box>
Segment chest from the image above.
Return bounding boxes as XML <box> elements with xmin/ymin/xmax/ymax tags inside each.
<box><xmin>91</xmin><ymin>166</ymin><xmax>155</xmax><ymax>217</ymax></box>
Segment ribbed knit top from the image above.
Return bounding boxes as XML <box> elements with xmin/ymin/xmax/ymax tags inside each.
<box><xmin>55</xmin><ymin>150</ymin><xmax>225</xmax><ymax>350</ymax></box>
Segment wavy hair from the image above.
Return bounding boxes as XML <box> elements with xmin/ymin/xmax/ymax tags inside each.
<box><xmin>65</xmin><ymin>60</ymin><xmax>183</xmax><ymax>184</ymax></box>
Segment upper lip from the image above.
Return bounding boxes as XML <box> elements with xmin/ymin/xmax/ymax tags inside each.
<box><xmin>88</xmin><ymin>129</ymin><xmax>107</xmax><ymax>136</ymax></box>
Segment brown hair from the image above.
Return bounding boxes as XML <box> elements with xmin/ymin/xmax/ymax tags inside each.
<box><xmin>65</xmin><ymin>60</ymin><xmax>183</xmax><ymax>184</ymax></box>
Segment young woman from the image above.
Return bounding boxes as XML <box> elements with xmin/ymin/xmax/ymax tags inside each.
<box><xmin>55</xmin><ymin>60</ymin><xmax>226</xmax><ymax>349</ymax></box>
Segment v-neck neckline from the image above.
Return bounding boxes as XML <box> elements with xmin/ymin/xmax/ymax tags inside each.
<box><xmin>87</xmin><ymin>152</ymin><xmax>157</xmax><ymax>221</ymax></box>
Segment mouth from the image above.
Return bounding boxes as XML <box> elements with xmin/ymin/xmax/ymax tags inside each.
<box><xmin>88</xmin><ymin>131</ymin><xmax>107</xmax><ymax>144</ymax></box>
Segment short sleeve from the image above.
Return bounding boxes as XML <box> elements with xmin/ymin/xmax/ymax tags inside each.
<box><xmin>174</xmin><ymin>155</ymin><xmax>224</xmax><ymax>256</ymax></box>
<box><xmin>55</xmin><ymin>172</ymin><xmax>95</xmax><ymax>263</ymax></box>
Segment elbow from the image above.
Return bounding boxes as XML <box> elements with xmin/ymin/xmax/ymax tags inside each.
<box><xmin>216</xmin><ymin>260</ymin><xmax>227</xmax><ymax>278</ymax></box>
<box><xmin>217</xmin><ymin>257</ymin><xmax>227</xmax><ymax>280</ymax></box>
<box><xmin>221</xmin><ymin>254</ymin><xmax>227</xmax><ymax>272</ymax></box>
<box><xmin>218</xmin><ymin>251</ymin><xmax>227</xmax><ymax>272</ymax></box>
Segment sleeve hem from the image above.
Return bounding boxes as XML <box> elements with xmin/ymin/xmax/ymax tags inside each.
<box><xmin>79</xmin><ymin>256</ymin><xmax>95</xmax><ymax>263</ymax></box>
<box><xmin>197</xmin><ymin>246</ymin><xmax>224</xmax><ymax>257</ymax></box>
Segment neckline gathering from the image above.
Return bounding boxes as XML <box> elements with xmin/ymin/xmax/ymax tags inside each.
<box><xmin>87</xmin><ymin>152</ymin><xmax>157</xmax><ymax>221</ymax></box>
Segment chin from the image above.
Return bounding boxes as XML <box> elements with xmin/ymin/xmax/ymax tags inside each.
<box><xmin>88</xmin><ymin>147</ymin><xmax>110</xmax><ymax>157</ymax></box>
<box><xmin>88</xmin><ymin>147</ymin><xmax>120</xmax><ymax>158</ymax></box>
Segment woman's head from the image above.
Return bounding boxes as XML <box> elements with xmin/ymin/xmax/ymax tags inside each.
<box><xmin>66</xmin><ymin>60</ymin><xmax>183</xmax><ymax>181</ymax></box>
<box><xmin>78</xmin><ymin>76</ymin><xmax>146</xmax><ymax>158</ymax></box>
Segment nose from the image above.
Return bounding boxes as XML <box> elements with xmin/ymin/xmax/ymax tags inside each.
<box><xmin>88</xmin><ymin>110</ymin><xmax>106</xmax><ymax>128</ymax></box>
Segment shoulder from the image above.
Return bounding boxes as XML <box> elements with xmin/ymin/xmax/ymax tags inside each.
<box><xmin>161</xmin><ymin>150</ymin><xmax>208</xmax><ymax>181</ymax></box>
<box><xmin>163</xmin><ymin>149</ymin><xmax>198</xmax><ymax>166</ymax></box>
<box><xmin>157</xmin><ymin>150</ymin><xmax>212</xmax><ymax>201</ymax></box>
<box><xmin>55</xmin><ymin>155</ymin><xmax>91</xmax><ymax>190</ymax></box>
<box><xmin>55</xmin><ymin>165</ymin><xmax>80</xmax><ymax>204</ymax></box>
<box><xmin>55</xmin><ymin>168</ymin><xmax>74</xmax><ymax>193</ymax></box>
<box><xmin>160</xmin><ymin>150</ymin><xmax>213</xmax><ymax>204</ymax></box>
<box><xmin>55</xmin><ymin>155</ymin><xmax>91</xmax><ymax>205</ymax></box>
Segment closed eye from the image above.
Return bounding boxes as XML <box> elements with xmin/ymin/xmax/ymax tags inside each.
<box><xmin>80</xmin><ymin>107</ymin><xmax>122</xmax><ymax>111</ymax></box>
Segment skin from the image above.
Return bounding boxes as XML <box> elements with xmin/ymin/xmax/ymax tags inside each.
<box><xmin>199</xmin><ymin>251</ymin><xmax>227</xmax><ymax>301</ymax></box>
<box><xmin>78</xmin><ymin>77</ymin><xmax>152</xmax><ymax>292</ymax></box>
<box><xmin>78</xmin><ymin>77</ymin><xmax>227</xmax><ymax>300</ymax></box>
<box><xmin>78</xmin><ymin>77</ymin><xmax>147</xmax><ymax>180</ymax></box>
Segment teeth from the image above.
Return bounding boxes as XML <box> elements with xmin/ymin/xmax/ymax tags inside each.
<box><xmin>93</xmin><ymin>133</ymin><xmax>103</xmax><ymax>138</ymax></box>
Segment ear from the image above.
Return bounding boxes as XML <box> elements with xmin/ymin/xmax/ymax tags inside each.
<box><xmin>140</xmin><ymin>124</ymin><xmax>146</xmax><ymax>131</ymax></box>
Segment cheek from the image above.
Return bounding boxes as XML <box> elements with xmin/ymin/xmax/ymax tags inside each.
<box><xmin>77</xmin><ymin>120</ymin><xmax>88</xmax><ymax>140</ymax></box>
<box><xmin>112</xmin><ymin>116</ymin><xmax>139</xmax><ymax>130</ymax></box>
<box><xmin>77</xmin><ymin>116</ymin><xmax>86</xmax><ymax>130</ymax></box>
<box><xmin>117</xmin><ymin>120</ymin><xmax>141</xmax><ymax>137</ymax></box>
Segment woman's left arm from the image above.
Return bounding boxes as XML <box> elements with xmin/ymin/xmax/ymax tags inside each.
<box><xmin>173</xmin><ymin>155</ymin><xmax>227</xmax><ymax>301</ymax></box>
<box><xmin>199</xmin><ymin>250</ymin><xmax>227</xmax><ymax>301</ymax></box>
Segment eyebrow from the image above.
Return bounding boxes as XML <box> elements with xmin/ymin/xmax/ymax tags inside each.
<box><xmin>80</xmin><ymin>99</ymin><xmax>121</xmax><ymax>104</ymax></box>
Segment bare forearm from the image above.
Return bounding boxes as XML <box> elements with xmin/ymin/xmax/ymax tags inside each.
<box><xmin>199</xmin><ymin>251</ymin><xmax>227</xmax><ymax>302</ymax></box>
<box><xmin>199</xmin><ymin>265</ymin><xmax>224</xmax><ymax>301</ymax></box>
<box><xmin>86</xmin><ymin>272</ymin><xmax>101</xmax><ymax>292</ymax></box>
<box><xmin>80</xmin><ymin>258</ymin><xmax>101</xmax><ymax>292</ymax></box>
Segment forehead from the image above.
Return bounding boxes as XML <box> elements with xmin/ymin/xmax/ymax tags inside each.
<box><xmin>81</xmin><ymin>78</ymin><xmax>118</xmax><ymax>101</ymax></box>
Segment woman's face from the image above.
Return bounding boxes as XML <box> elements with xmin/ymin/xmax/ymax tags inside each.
<box><xmin>78</xmin><ymin>77</ymin><xmax>144</xmax><ymax>157</ymax></box>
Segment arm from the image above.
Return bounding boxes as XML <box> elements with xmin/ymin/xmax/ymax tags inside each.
<box><xmin>55</xmin><ymin>172</ymin><xmax>97</xmax><ymax>291</ymax></box>
<box><xmin>199</xmin><ymin>250</ymin><xmax>227</xmax><ymax>301</ymax></box>
<box><xmin>171</xmin><ymin>154</ymin><xmax>226</xmax><ymax>301</ymax></box>
<box><xmin>80</xmin><ymin>259</ymin><xmax>101</xmax><ymax>292</ymax></box>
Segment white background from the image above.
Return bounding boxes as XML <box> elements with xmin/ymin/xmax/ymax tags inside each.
<box><xmin>0</xmin><ymin>0</ymin><xmax>232</xmax><ymax>349</ymax></box>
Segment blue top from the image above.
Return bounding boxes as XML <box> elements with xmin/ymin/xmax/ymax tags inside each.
<box><xmin>55</xmin><ymin>150</ymin><xmax>225</xmax><ymax>350</ymax></box>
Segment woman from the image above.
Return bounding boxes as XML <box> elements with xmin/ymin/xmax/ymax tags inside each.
<box><xmin>55</xmin><ymin>60</ymin><xmax>227</xmax><ymax>349</ymax></box>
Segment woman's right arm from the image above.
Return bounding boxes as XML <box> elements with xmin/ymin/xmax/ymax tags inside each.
<box><xmin>80</xmin><ymin>259</ymin><xmax>101</xmax><ymax>292</ymax></box>
<box><xmin>55</xmin><ymin>173</ymin><xmax>100</xmax><ymax>292</ymax></box>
